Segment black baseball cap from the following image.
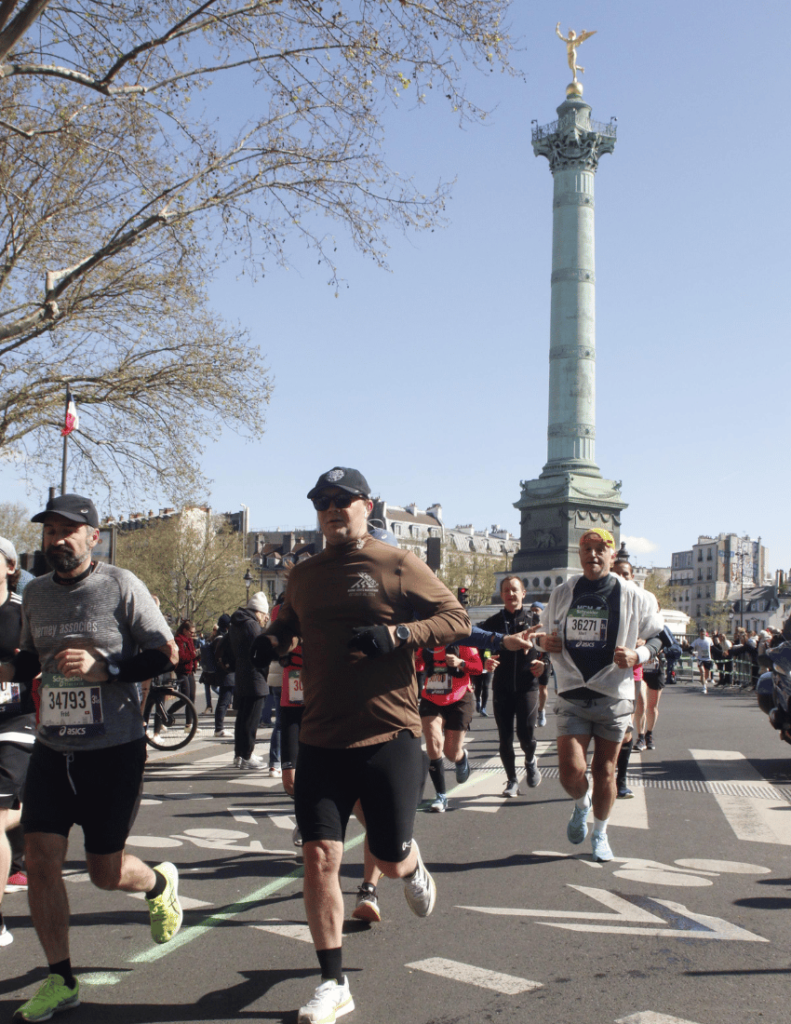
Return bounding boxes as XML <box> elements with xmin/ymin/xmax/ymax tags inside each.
<box><xmin>307</xmin><ymin>467</ymin><xmax>371</xmax><ymax>500</ymax></box>
<box><xmin>31</xmin><ymin>493</ymin><xmax>100</xmax><ymax>528</ymax></box>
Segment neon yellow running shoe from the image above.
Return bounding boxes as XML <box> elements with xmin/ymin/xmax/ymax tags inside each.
<box><xmin>146</xmin><ymin>861</ymin><xmax>183</xmax><ymax>943</ymax></box>
<box><xmin>13</xmin><ymin>974</ymin><xmax>80</xmax><ymax>1022</ymax></box>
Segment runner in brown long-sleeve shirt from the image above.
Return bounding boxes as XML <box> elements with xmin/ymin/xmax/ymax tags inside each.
<box><xmin>253</xmin><ymin>466</ymin><xmax>470</xmax><ymax>1024</ymax></box>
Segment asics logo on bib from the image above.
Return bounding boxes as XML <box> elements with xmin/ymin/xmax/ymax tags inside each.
<box><xmin>349</xmin><ymin>573</ymin><xmax>378</xmax><ymax>595</ymax></box>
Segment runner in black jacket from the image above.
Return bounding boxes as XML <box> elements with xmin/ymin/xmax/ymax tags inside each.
<box><xmin>479</xmin><ymin>576</ymin><xmax>548</xmax><ymax>798</ymax></box>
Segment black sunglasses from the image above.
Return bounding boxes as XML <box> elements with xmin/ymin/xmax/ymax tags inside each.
<box><xmin>312</xmin><ymin>493</ymin><xmax>365</xmax><ymax>512</ymax></box>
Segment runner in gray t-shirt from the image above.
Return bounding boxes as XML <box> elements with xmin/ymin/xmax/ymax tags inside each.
<box><xmin>0</xmin><ymin>493</ymin><xmax>184</xmax><ymax>1023</ymax></box>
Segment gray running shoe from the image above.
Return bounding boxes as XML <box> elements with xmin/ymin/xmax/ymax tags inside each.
<box><xmin>645</xmin><ymin>732</ymin><xmax>655</xmax><ymax>750</ymax></box>
<box><xmin>537</xmin><ymin>709</ymin><xmax>547</xmax><ymax>727</ymax></box>
<box><xmin>430</xmin><ymin>793</ymin><xmax>448</xmax><ymax>813</ymax></box>
<box><xmin>634</xmin><ymin>735</ymin><xmax>646</xmax><ymax>752</ymax></box>
<box><xmin>403</xmin><ymin>840</ymin><xmax>436</xmax><ymax>917</ymax></box>
<box><xmin>567</xmin><ymin>801</ymin><xmax>590</xmax><ymax>844</ymax></box>
<box><xmin>617</xmin><ymin>784</ymin><xmax>634</xmax><ymax>799</ymax></box>
<box><xmin>525</xmin><ymin>758</ymin><xmax>542</xmax><ymax>788</ymax></box>
<box><xmin>455</xmin><ymin>752</ymin><xmax>470</xmax><ymax>784</ymax></box>
<box><xmin>351</xmin><ymin>884</ymin><xmax>381</xmax><ymax>923</ymax></box>
<box><xmin>591</xmin><ymin>830</ymin><xmax>613</xmax><ymax>862</ymax></box>
<box><xmin>502</xmin><ymin>778</ymin><xmax>519</xmax><ymax>798</ymax></box>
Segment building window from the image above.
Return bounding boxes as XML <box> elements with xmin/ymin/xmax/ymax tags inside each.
<box><xmin>707</xmin><ymin>549</ymin><xmax>712</xmax><ymax>561</ymax></box>
<box><xmin>707</xmin><ymin>568</ymin><xmax>712</xmax><ymax>580</ymax></box>
<box><xmin>697</xmin><ymin>551</ymin><xmax>702</xmax><ymax>562</ymax></box>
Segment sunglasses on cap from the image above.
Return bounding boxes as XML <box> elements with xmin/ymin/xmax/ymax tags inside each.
<box><xmin>312</xmin><ymin>493</ymin><xmax>366</xmax><ymax>512</ymax></box>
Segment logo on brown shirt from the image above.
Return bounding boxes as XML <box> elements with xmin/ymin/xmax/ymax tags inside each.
<box><xmin>349</xmin><ymin>572</ymin><xmax>379</xmax><ymax>595</ymax></box>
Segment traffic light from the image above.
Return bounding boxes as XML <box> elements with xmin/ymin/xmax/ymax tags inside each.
<box><xmin>457</xmin><ymin>587</ymin><xmax>469</xmax><ymax>607</ymax></box>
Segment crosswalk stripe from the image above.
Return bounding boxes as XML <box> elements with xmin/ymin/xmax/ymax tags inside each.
<box><xmin>253</xmin><ymin>921</ymin><xmax>313</xmax><ymax>943</ymax></box>
<box><xmin>608</xmin><ymin>754</ymin><xmax>649</xmax><ymax>830</ymax></box>
<box><xmin>405</xmin><ymin>957</ymin><xmax>542</xmax><ymax>994</ymax></box>
<box><xmin>690</xmin><ymin>749</ymin><xmax>791</xmax><ymax>846</ymax></box>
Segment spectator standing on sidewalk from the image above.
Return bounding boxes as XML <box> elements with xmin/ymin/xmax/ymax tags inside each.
<box><xmin>229</xmin><ymin>593</ymin><xmax>270</xmax><ymax>769</ymax></box>
<box><xmin>212</xmin><ymin>614</ymin><xmax>235</xmax><ymax>738</ymax></box>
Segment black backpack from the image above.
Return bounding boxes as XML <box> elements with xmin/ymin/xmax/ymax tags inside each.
<box><xmin>213</xmin><ymin>633</ymin><xmax>235</xmax><ymax>674</ymax></box>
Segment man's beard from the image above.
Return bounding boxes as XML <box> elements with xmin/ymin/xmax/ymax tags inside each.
<box><xmin>45</xmin><ymin>547</ymin><xmax>86</xmax><ymax>574</ymax></box>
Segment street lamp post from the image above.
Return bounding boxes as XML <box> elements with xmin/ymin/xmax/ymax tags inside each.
<box><xmin>243</xmin><ymin>568</ymin><xmax>253</xmax><ymax>603</ymax></box>
<box><xmin>185</xmin><ymin>578</ymin><xmax>193</xmax><ymax>621</ymax></box>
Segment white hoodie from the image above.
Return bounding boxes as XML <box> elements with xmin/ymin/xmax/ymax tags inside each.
<box><xmin>541</xmin><ymin>574</ymin><xmax>665</xmax><ymax>701</ymax></box>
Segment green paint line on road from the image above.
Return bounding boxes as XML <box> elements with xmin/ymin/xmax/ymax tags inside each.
<box><xmin>128</xmin><ymin>831</ymin><xmax>366</xmax><ymax>964</ymax></box>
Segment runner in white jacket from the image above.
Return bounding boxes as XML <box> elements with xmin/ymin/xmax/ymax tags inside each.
<box><xmin>536</xmin><ymin>529</ymin><xmax>665</xmax><ymax>862</ymax></box>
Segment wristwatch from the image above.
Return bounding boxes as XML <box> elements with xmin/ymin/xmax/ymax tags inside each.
<box><xmin>103</xmin><ymin>656</ymin><xmax>121</xmax><ymax>681</ymax></box>
<box><xmin>395</xmin><ymin>625</ymin><xmax>411</xmax><ymax>646</ymax></box>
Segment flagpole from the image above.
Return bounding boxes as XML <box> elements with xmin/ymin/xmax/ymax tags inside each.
<box><xmin>61</xmin><ymin>387</ymin><xmax>69</xmax><ymax>495</ymax></box>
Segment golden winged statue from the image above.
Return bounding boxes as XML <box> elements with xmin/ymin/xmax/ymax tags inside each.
<box><xmin>556</xmin><ymin>23</ymin><xmax>597</xmax><ymax>83</ymax></box>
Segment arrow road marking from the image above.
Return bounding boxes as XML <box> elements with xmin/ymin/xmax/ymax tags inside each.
<box><xmin>405</xmin><ymin>957</ymin><xmax>542</xmax><ymax>995</ymax></box>
<box><xmin>461</xmin><ymin>884</ymin><xmax>767</xmax><ymax>941</ymax></box>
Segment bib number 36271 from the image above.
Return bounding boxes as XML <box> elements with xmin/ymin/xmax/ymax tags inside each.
<box><xmin>39</xmin><ymin>672</ymin><xmax>105</xmax><ymax>737</ymax></box>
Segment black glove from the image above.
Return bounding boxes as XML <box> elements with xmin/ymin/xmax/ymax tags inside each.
<box><xmin>348</xmin><ymin>625</ymin><xmax>395</xmax><ymax>659</ymax></box>
<box><xmin>251</xmin><ymin>634</ymin><xmax>277</xmax><ymax>671</ymax></box>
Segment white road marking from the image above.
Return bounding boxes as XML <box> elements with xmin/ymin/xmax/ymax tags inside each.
<box><xmin>608</xmin><ymin>769</ymin><xmax>649</xmax><ymax>830</ymax></box>
<box><xmin>674</xmin><ymin>858</ymin><xmax>770</xmax><ymax>874</ymax></box>
<box><xmin>126</xmin><ymin>836</ymin><xmax>183</xmax><ymax>848</ymax></box>
<box><xmin>79</xmin><ymin>972</ymin><xmax>124</xmax><ymax>986</ymax></box>
<box><xmin>254</xmin><ymin>920</ymin><xmax>313</xmax><ymax>943</ymax></box>
<box><xmin>690</xmin><ymin>749</ymin><xmax>791</xmax><ymax>845</ymax></box>
<box><xmin>229</xmin><ymin>775</ymin><xmax>283</xmax><ymax>789</ymax></box>
<box><xmin>461</xmin><ymin>885</ymin><xmax>768</xmax><ymax>942</ymax></box>
<box><xmin>616</xmin><ymin>1013</ymin><xmax>704</xmax><ymax>1023</ymax></box>
<box><xmin>405</xmin><ymin>957</ymin><xmax>542</xmax><ymax>994</ymax></box>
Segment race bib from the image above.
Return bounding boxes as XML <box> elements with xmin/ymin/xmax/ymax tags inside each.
<box><xmin>287</xmin><ymin>669</ymin><xmax>303</xmax><ymax>705</ymax></box>
<box><xmin>426</xmin><ymin>671</ymin><xmax>452</xmax><ymax>696</ymax></box>
<box><xmin>565</xmin><ymin>597</ymin><xmax>609</xmax><ymax>650</ymax></box>
<box><xmin>39</xmin><ymin>672</ymin><xmax>105</xmax><ymax>737</ymax></box>
<box><xmin>0</xmin><ymin>681</ymin><xmax>21</xmax><ymax>708</ymax></box>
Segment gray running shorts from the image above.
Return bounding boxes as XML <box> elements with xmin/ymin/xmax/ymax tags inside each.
<box><xmin>554</xmin><ymin>694</ymin><xmax>635</xmax><ymax>743</ymax></box>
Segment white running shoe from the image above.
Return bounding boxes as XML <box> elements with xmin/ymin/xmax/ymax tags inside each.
<box><xmin>297</xmin><ymin>976</ymin><xmax>354</xmax><ymax>1024</ymax></box>
<box><xmin>403</xmin><ymin>840</ymin><xmax>436</xmax><ymax>917</ymax></box>
<box><xmin>240</xmin><ymin>755</ymin><xmax>266</xmax><ymax>770</ymax></box>
<box><xmin>0</xmin><ymin>924</ymin><xmax>12</xmax><ymax>947</ymax></box>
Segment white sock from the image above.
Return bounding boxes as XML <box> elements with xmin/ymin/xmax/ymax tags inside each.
<box><xmin>593</xmin><ymin>817</ymin><xmax>608</xmax><ymax>834</ymax></box>
<box><xmin>574</xmin><ymin>787</ymin><xmax>591</xmax><ymax>811</ymax></box>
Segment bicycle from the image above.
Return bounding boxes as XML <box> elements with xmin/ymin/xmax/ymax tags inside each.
<box><xmin>143</xmin><ymin>679</ymin><xmax>198</xmax><ymax>751</ymax></box>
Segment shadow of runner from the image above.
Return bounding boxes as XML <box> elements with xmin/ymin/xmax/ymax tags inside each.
<box><xmin>0</xmin><ymin>968</ymin><xmax>323</xmax><ymax>1024</ymax></box>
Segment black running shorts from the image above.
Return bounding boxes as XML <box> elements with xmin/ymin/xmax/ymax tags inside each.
<box><xmin>294</xmin><ymin>730</ymin><xmax>427</xmax><ymax>864</ymax></box>
<box><xmin>279</xmin><ymin>705</ymin><xmax>303</xmax><ymax>770</ymax></box>
<box><xmin>22</xmin><ymin>738</ymin><xmax>147</xmax><ymax>854</ymax></box>
<box><xmin>419</xmin><ymin>690</ymin><xmax>474</xmax><ymax>732</ymax></box>
<box><xmin>0</xmin><ymin>714</ymin><xmax>36</xmax><ymax>810</ymax></box>
<box><xmin>643</xmin><ymin>671</ymin><xmax>665</xmax><ymax>692</ymax></box>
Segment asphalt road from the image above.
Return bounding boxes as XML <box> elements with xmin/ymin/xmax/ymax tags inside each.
<box><xmin>2</xmin><ymin>682</ymin><xmax>790</xmax><ymax>1024</ymax></box>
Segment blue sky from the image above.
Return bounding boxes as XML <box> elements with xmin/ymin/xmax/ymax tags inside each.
<box><xmin>5</xmin><ymin>2</ymin><xmax>789</xmax><ymax>572</ymax></box>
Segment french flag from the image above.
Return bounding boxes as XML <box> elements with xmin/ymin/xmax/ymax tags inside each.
<box><xmin>61</xmin><ymin>392</ymin><xmax>79</xmax><ymax>436</ymax></box>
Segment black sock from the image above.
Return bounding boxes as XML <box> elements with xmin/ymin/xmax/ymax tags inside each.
<box><xmin>428</xmin><ymin>757</ymin><xmax>446</xmax><ymax>795</ymax></box>
<box><xmin>317</xmin><ymin>947</ymin><xmax>343</xmax><ymax>985</ymax></box>
<box><xmin>146</xmin><ymin>868</ymin><xmax>167</xmax><ymax>900</ymax></box>
<box><xmin>617</xmin><ymin>736</ymin><xmax>633</xmax><ymax>786</ymax></box>
<box><xmin>49</xmin><ymin>958</ymin><xmax>76</xmax><ymax>989</ymax></box>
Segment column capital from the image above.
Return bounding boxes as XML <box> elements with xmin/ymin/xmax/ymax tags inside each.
<box><xmin>532</xmin><ymin>102</ymin><xmax>616</xmax><ymax>173</ymax></box>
